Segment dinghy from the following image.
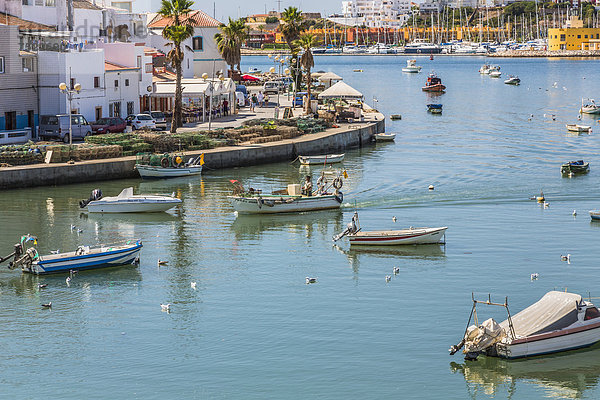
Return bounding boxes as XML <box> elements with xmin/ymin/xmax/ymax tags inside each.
<box><xmin>580</xmin><ymin>98</ymin><xmax>600</xmax><ymax>114</ymax></box>
<box><xmin>136</xmin><ymin>153</ymin><xmax>204</xmax><ymax>179</ymax></box>
<box><xmin>560</xmin><ymin>160</ymin><xmax>589</xmax><ymax>175</ymax></box>
<box><xmin>374</xmin><ymin>133</ymin><xmax>396</xmax><ymax>141</ymax></box>
<box><xmin>566</xmin><ymin>124</ymin><xmax>592</xmax><ymax>133</ymax></box>
<box><xmin>402</xmin><ymin>59</ymin><xmax>422</xmax><ymax>73</ymax></box>
<box><xmin>80</xmin><ymin>187</ymin><xmax>181</xmax><ymax>213</ymax></box>
<box><xmin>298</xmin><ymin>154</ymin><xmax>345</xmax><ymax>165</ymax></box>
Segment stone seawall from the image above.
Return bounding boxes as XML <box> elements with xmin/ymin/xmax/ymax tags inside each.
<box><xmin>0</xmin><ymin>117</ymin><xmax>385</xmax><ymax>190</ymax></box>
<box><xmin>491</xmin><ymin>50</ymin><xmax>600</xmax><ymax>58</ymax></box>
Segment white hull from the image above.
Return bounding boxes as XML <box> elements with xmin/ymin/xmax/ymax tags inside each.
<box><xmin>566</xmin><ymin>124</ymin><xmax>592</xmax><ymax>133</ymax></box>
<box><xmin>402</xmin><ymin>67</ymin><xmax>421</xmax><ymax>73</ymax></box>
<box><xmin>497</xmin><ymin>321</ymin><xmax>600</xmax><ymax>359</ymax></box>
<box><xmin>299</xmin><ymin>154</ymin><xmax>345</xmax><ymax>165</ymax></box>
<box><xmin>88</xmin><ymin>200</ymin><xmax>180</xmax><ymax>213</ymax></box>
<box><xmin>229</xmin><ymin>195</ymin><xmax>342</xmax><ymax>214</ymax></box>
<box><xmin>580</xmin><ymin>107</ymin><xmax>600</xmax><ymax>115</ymax></box>
<box><xmin>136</xmin><ymin>164</ymin><xmax>202</xmax><ymax>178</ymax></box>
<box><xmin>375</xmin><ymin>133</ymin><xmax>396</xmax><ymax>141</ymax></box>
<box><xmin>349</xmin><ymin>227</ymin><xmax>447</xmax><ymax>246</ymax></box>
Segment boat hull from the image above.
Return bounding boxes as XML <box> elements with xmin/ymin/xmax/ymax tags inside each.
<box><xmin>349</xmin><ymin>227</ymin><xmax>447</xmax><ymax>246</ymax></box>
<box><xmin>28</xmin><ymin>242</ymin><xmax>142</xmax><ymax>275</ymax></box>
<box><xmin>87</xmin><ymin>199</ymin><xmax>181</xmax><ymax>213</ymax></box>
<box><xmin>422</xmin><ymin>84</ymin><xmax>446</xmax><ymax>92</ymax></box>
<box><xmin>561</xmin><ymin>163</ymin><xmax>589</xmax><ymax>174</ymax></box>
<box><xmin>375</xmin><ymin>133</ymin><xmax>396</xmax><ymax>141</ymax></box>
<box><xmin>402</xmin><ymin>67</ymin><xmax>421</xmax><ymax>73</ymax></box>
<box><xmin>136</xmin><ymin>164</ymin><xmax>202</xmax><ymax>178</ymax></box>
<box><xmin>580</xmin><ymin>107</ymin><xmax>600</xmax><ymax>115</ymax></box>
<box><xmin>298</xmin><ymin>154</ymin><xmax>345</xmax><ymax>165</ymax></box>
<box><xmin>228</xmin><ymin>195</ymin><xmax>342</xmax><ymax>214</ymax></box>
<box><xmin>590</xmin><ymin>211</ymin><xmax>600</xmax><ymax>220</ymax></box>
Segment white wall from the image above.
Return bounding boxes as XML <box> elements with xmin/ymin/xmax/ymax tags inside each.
<box><xmin>106</xmin><ymin>69</ymin><xmax>139</xmax><ymax>116</ymax></box>
<box><xmin>22</xmin><ymin>1</ymin><xmax>68</xmax><ymax>30</ymax></box>
<box><xmin>73</xmin><ymin>8</ymin><xmax>104</xmax><ymax>41</ymax></box>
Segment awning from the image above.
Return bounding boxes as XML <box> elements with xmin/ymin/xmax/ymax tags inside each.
<box><xmin>317</xmin><ymin>71</ymin><xmax>343</xmax><ymax>82</ymax></box>
<box><xmin>241</xmin><ymin>74</ymin><xmax>261</xmax><ymax>81</ymax></box>
<box><xmin>318</xmin><ymin>81</ymin><xmax>363</xmax><ymax>99</ymax></box>
<box><xmin>152</xmin><ymin>78</ymin><xmax>235</xmax><ymax>97</ymax></box>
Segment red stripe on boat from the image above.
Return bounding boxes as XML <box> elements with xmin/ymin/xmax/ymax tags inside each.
<box><xmin>511</xmin><ymin>320</ymin><xmax>600</xmax><ymax>345</ymax></box>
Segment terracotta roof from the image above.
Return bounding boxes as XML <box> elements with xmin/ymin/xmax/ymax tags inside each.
<box><xmin>0</xmin><ymin>12</ymin><xmax>55</xmax><ymax>31</ymax></box>
<box><xmin>148</xmin><ymin>10</ymin><xmax>221</xmax><ymax>29</ymax></box>
<box><xmin>73</xmin><ymin>0</ymin><xmax>102</xmax><ymax>10</ymax></box>
<box><xmin>153</xmin><ymin>68</ymin><xmax>177</xmax><ymax>82</ymax></box>
<box><xmin>105</xmin><ymin>61</ymin><xmax>138</xmax><ymax>71</ymax></box>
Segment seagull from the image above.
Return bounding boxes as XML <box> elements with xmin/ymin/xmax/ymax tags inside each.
<box><xmin>563</xmin><ymin>86</ymin><xmax>567</xmax><ymax>91</ymax></box>
<box><xmin>160</xmin><ymin>303</ymin><xmax>171</xmax><ymax>312</ymax></box>
<box><xmin>37</xmin><ymin>284</ymin><xmax>48</xmax><ymax>289</ymax></box>
<box><xmin>157</xmin><ymin>260</ymin><xmax>168</xmax><ymax>266</ymax></box>
<box><xmin>191</xmin><ymin>281</ymin><xmax>197</xmax><ymax>289</ymax></box>
<box><xmin>66</xmin><ymin>277</ymin><xmax>71</xmax><ymax>286</ymax></box>
<box><xmin>573</xmin><ymin>210</ymin><xmax>577</xmax><ymax>216</ymax></box>
<box><xmin>561</xmin><ymin>254</ymin><xmax>571</xmax><ymax>263</ymax></box>
<box><xmin>385</xmin><ymin>275</ymin><xmax>391</xmax><ymax>283</ymax></box>
<box><xmin>50</xmin><ymin>250</ymin><xmax>60</xmax><ymax>254</ymax></box>
<box><xmin>305</xmin><ymin>277</ymin><xmax>317</xmax><ymax>284</ymax></box>
<box><xmin>392</xmin><ymin>216</ymin><xmax>397</xmax><ymax>222</ymax></box>
<box><xmin>428</xmin><ymin>185</ymin><xmax>434</xmax><ymax>190</ymax></box>
<box><xmin>41</xmin><ymin>302</ymin><xmax>52</xmax><ymax>308</ymax></box>
<box><xmin>552</xmin><ymin>82</ymin><xmax>558</xmax><ymax>88</ymax></box>
<box><xmin>77</xmin><ymin>228</ymin><xmax>83</xmax><ymax>235</ymax></box>
<box><xmin>543</xmin><ymin>201</ymin><xmax>549</xmax><ymax>208</ymax></box>
<box><xmin>69</xmin><ymin>269</ymin><xmax>78</xmax><ymax>279</ymax></box>
<box><xmin>393</xmin><ymin>267</ymin><xmax>400</xmax><ymax>274</ymax></box>
<box><xmin>70</xmin><ymin>224</ymin><xmax>76</xmax><ymax>232</ymax></box>
<box><xmin>531</xmin><ymin>273</ymin><xmax>539</xmax><ymax>280</ymax></box>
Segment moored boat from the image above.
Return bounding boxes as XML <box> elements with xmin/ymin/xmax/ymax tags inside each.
<box><xmin>589</xmin><ymin>210</ymin><xmax>600</xmax><ymax>221</ymax></box>
<box><xmin>374</xmin><ymin>133</ymin><xmax>396</xmax><ymax>141</ymax></box>
<box><xmin>580</xmin><ymin>98</ymin><xmax>600</xmax><ymax>114</ymax></box>
<box><xmin>449</xmin><ymin>291</ymin><xmax>600</xmax><ymax>360</ymax></box>
<box><xmin>402</xmin><ymin>59</ymin><xmax>422</xmax><ymax>73</ymax></box>
<box><xmin>427</xmin><ymin>104</ymin><xmax>443</xmax><ymax>114</ymax></box>
<box><xmin>136</xmin><ymin>153</ymin><xmax>204</xmax><ymax>179</ymax></box>
<box><xmin>561</xmin><ymin>160</ymin><xmax>589</xmax><ymax>174</ymax></box>
<box><xmin>566</xmin><ymin>124</ymin><xmax>592</xmax><ymax>133</ymax></box>
<box><xmin>504</xmin><ymin>75</ymin><xmax>520</xmax><ymax>85</ymax></box>
<box><xmin>422</xmin><ymin>72</ymin><xmax>446</xmax><ymax>92</ymax></box>
<box><xmin>298</xmin><ymin>153</ymin><xmax>345</xmax><ymax>165</ymax></box>
<box><xmin>80</xmin><ymin>187</ymin><xmax>182</xmax><ymax>213</ymax></box>
<box><xmin>0</xmin><ymin>235</ymin><xmax>142</xmax><ymax>275</ymax></box>
<box><xmin>489</xmin><ymin>70</ymin><xmax>502</xmax><ymax>78</ymax></box>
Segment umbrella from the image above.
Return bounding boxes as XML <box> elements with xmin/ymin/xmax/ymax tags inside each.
<box><xmin>241</xmin><ymin>74</ymin><xmax>261</xmax><ymax>82</ymax></box>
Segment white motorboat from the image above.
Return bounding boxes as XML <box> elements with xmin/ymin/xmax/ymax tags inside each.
<box><xmin>404</xmin><ymin>40</ymin><xmax>442</xmax><ymax>54</ymax></box>
<box><xmin>580</xmin><ymin>98</ymin><xmax>600</xmax><ymax>114</ymax></box>
<box><xmin>298</xmin><ymin>153</ymin><xmax>345</xmax><ymax>165</ymax></box>
<box><xmin>449</xmin><ymin>291</ymin><xmax>600</xmax><ymax>360</ymax></box>
<box><xmin>489</xmin><ymin>70</ymin><xmax>502</xmax><ymax>78</ymax></box>
<box><xmin>374</xmin><ymin>133</ymin><xmax>396</xmax><ymax>141</ymax></box>
<box><xmin>479</xmin><ymin>64</ymin><xmax>492</xmax><ymax>74</ymax></box>
<box><xmin>504</xmin><ymin>75</ymin><xmax>520</xmax><ymax>85</ymax></box>
<box><xmin>402</xmin><ymin>59</ymin><xmax>422</xmax><ymax>73</ymax></box>
<box><xmin>333</xmin><ymin>212</ymin><xmax>447</xmax><ymax>245</ymax></box>
<box><xmin>566</xmin><ymin>124</ymin><xmax>592</xmax><ymax>133</ymax></box>
<box><xmin>248</xmin><ymin>67</ymin><xmax>262</xmax><ymax>74</ymax></box>
<box><xmin>80</xmin><ymin>187</ymin><xmax>182</xmax><ymax>213</ymax></box>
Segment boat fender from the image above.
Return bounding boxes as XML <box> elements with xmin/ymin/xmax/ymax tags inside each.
<box><xmin>256</xmin><ymin>197</ymin><xmax>262</xmax><ymax>209</ymax></box>
<box><xmin>161</xmin><ymin>157</ymin><xmax>170</xmax><ymax>168</ymax></box>
<box><xmin>335</xmin><ymin>191</ymin><xmax>344</xmax><ymax>203</ymax></box>
<box><xmin>264</xmin><ymin>201</ymin><xmax>275</xmax><ymax>207</ymax></box>
<box><xmin>173</xmin><ymin>156</ymin><xmax>183</xmax><ymax>167</ymax></box>
<box><xmin>333</xmin><ymin>177</ymin><xmax>343</xmax><ymax>189</ymax></box>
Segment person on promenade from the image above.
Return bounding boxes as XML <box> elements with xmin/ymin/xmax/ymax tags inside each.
<box><xmin>264</xmin><ymin>93</ymin><xmax>270</xmax><ymax>106</ymax></box>
<box><xmin>257</xmin><ymin>91</ymin><xmax>264</xmax><ymax>108</ymax></box>
<box><xmin>223</xmin><ymin>100</ymin><xmax>229</xmax><ymax>116</ymax></box>
<box><xmin>250</xmin><ymin>93</ymin><xmax>257</xmax><ymax>112</ymax></box>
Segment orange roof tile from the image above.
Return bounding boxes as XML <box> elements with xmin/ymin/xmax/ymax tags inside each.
<box><xmin>105</xmin><ymin>61</ymin><xmax>138</xmax><ymax>71</ymax></box>
<box><xmin>148</xmin><ymin>10</ymin><xmax>221</xmax><ymax>29</ymax></box>
<box><xmin>0</xmin><ymin>12</ymin><xmax>55</xmax><ymax>31</ymax></box>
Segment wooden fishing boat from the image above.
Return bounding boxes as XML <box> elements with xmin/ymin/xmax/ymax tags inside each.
<box><xmin>427</xmin><ymin>104</ymin><xmax>443</xmax><ymax>114</ymax></box>
<box><xmin>390</xmin><ymin>114</ymin><xmax>402</xmax><ymax>120</ymax></box>
<box><xmin>504</xmin><ymin>75</ymin><xmax>520</xmax><ymax>85</ymax></box>
<box><xmin>566</xmin><ymin>124</ymin><xmax>592</xmax><ymax>133</ymax></box>
<box><xmin>560</xmin><ymin>160</ymin><xmax>589</xmax><ymax>175</ymax></box>
<box><xmin>0</xmin><ymin>235</ymin><xmax>142</xmax><ymax>275</ymax></box>
<box><xmin>589</xmin><ymin>210</ymin><xmax>600</xmax><ymax>221</ymax></box>
<box><xmin>135</xmin><ymin>153</ymin><xmax>204</xmax><ymax>179</ymax></box>
<box><xmin>374</xmin><ymin>133</ymin><xmax>396</xmax><ymax>141</ymax></box>
<box><xmin>298</xmin><ymin>153</ymin><xmax>345</xmax><ymax>165</ymax></box>
<box><xmin>580</xmin><ymin>98</ymin><xmax>600</xmax><ymax>114</ymax></box>
<box><xmin>422</xmin><ymin>72</ymin><xmax>446</xmax><ymax>92</ymax></box>
<box><xmin>80</xmin><ymin>187</ymin><xmax>181</xmax><ymax>213</ymax></box>
<box><xmin>450</xmin><ymin>291</ymin><xmax>600</xmax><ymax>360</ymax></box>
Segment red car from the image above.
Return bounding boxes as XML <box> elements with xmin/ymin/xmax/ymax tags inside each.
<box><xmin>90</xmin><ymin>117</ymin><xmax>127</xmax><ymax>134</ymax></box>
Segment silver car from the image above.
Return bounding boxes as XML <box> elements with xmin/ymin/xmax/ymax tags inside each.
<box><xmin>143</xmin><ymin>111</ymin><xmax>167</xmax><ymax>130</ymax></box>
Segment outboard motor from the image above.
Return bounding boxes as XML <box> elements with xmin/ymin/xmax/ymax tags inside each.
<box><xmin>79</xmin><ymin>188</ymin><xmax>103</xmax><ymax>208</ymax></box>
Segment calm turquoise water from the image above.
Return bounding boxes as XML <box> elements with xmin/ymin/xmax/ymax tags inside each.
<box><xmin>3</xmin><ymin>56</ymin><xmax>600</xmax><ymax>398</ymax></box>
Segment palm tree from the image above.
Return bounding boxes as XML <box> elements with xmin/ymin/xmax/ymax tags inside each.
<box><xmin>158</xmin><ymin>0</ymin><xmax>194</xmax><ymax>133</ymax></box>
<box><xmin>294</xmin><ymin>33</ymin><xmax>317</xmax><ymax>114</ymax></box>
<box><xmin>231</xmin><ymin>18</ymin><xmax>248</xmax><ymax>73</ymax></box>
<box><xmin>280</xmin><ymin>7</ymin><xmax>304</xmax><ymax>88</ymax></box>
<box><xmin>214</xmin><ymin>18</ymin><xmax>248</xmax><ymax>76</ymax></box>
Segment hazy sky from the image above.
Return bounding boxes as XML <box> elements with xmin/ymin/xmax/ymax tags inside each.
<box><xmin>134</xmin><ymin>0</ymin><xmax>342</xmax><ymax>22</ymax></box>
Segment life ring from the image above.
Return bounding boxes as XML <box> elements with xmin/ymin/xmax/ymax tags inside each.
<box><xmin>173</xmin><ymin>156</ymin><xmax>183</xmax><ymax>167</ymax></box>
<box><xmin>160</xmin><ymin>157</ymin><xmax>170</xmax><ymax>168</ymax></box>
<box><xmin>333</xmin><ymin>177</ymin><xmax>343</xmax><ymax>189</ymax></box>
<box><xmin>335</xmin><ymin>191</ymin><xmax>344</xmax><ymax>203</ymax></box>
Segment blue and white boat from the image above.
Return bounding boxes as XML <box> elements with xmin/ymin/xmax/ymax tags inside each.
<box><xmin>0</xmin><ymin>235</ymin><xmax>142</xmax><ymax>275</ymax></box>
<box><xmin>427</xmin><ymin>104</ymin><xmax>443</xmax><ymax>114</ymax></box>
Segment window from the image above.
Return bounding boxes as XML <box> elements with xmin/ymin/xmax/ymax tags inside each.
<box><xmin>137</xmin><ymin>56</ymin><xmax>142</xmax><ymax>81</ymax></box>
<box><xmin>112</xmin><ymin>102</ymin><xmax>121</xmax><ymax>117</ymax></box>
<box><xmin>22</xmin><ymin>0</ymin><xmax>29</xmax><ymax>5</ymax></box>
<box><xmin>5</xmin><ymin>112</ymin><xmax>17</xmax><ymax>131</ymax></box>
<box><xmin>145</xmin><ymin>63</ymin><xmax>153</xmax><ymax>73</ymax></box>
<box><xmin>94</xmin><ymin>76</ymin><xmax>100</xmax><ymax>88</ymax></box>
<box><xmin>0</xmin><ymin>57</ymin><xmax>4</xmax><ymax>73</ymax></box>
<box><xmin>127</xmin><ymin>101</ymin><xmax>134</xmax><ymax>115</ymax></box>
<box><xmin>35</xmin><ymin>0</ymin><xmax>43</xmax><ymax>5</ymax></box>
<box><xmin>585</xmin><ymin>307</ymin><xmax>600</xmax><ymax>320</ymax></box>
<box><xmin>45</xmin><ymin>0</ymin><xmax>54</xmax><ymax>5</ymax></box>
<box><xmin>560</xmin><ymin>34</ymin><xmax>565</xmax><ymax>41</ymax></box>
<box><xmin>114</xmin><ymin>79</ymin><xmax>119</xmax><ymax>87</ymax></box>
<box><xmin>192</xmin><ymin>36</ymin><xmax>203</xmax><ymax>51</ymax></box>
<box><xmin>125</xmin><ymin>79</ymin><xmax>129</xmax><ymax>87</ymax></box>
<box><xmin>22</xmin><ymin>57</ymin><xmax>34</xmax><ymax>72</ymax></box>
<box><xmin>578</xmin><ymin>35</ymin><xmax>581</xmax><ymax>39</ymax></box>
<box><xmin>585</xmin><ymin>35</ymin><xmax>588</xmax><ymax>39</ymax></box>
<box><xmin>70</xmin><ymin>78</ymin><xmax>75</xmax><ymax>90</ymax></box>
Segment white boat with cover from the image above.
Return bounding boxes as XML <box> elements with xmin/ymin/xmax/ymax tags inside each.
<box><xmin>449</xmin><ymin>291</ymin><xmax>600</xmax><ymax>360</ymax></box>
<box><xmin>580</xmin><ymin>98</ymin><xmax>600</xmax><ymax>114</ymax></box>
<box><xmin>80</xmin><ymin>187</ymin><xmax>181</xmax><ymax>213</ymax></box>
<box><xmin>402</xmin><ymin>59</ymin><xmax>422</xmax><ymax>73</ymax></box>
<box><xmin>298</xmin><ymin>153</ymin><xmax>345</xmax><ymax>165</ymax></box>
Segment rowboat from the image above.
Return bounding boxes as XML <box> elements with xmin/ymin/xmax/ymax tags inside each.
<box><xmin>566</xmin><ymin>124</ymin><xmax>592</xmax><ymax>133</ymax></box>
<box><xmin>402</xmin><ymin>59</ymin><xmax>422</xmax><ymax>73</ymax></box>
<box><xmin>580</xmin><ymin>98</ymin><xmax>600</xmax><ymax>114</ymax></box>
<box><xmin>560</xmin><ymin>160</ymin><xmax>589</xmax><ymax>175</ymax></box>
<box><xmin>504</xmin><ymin>75</ymin><xmax>520</xmax><ymax>85</ymax></box>
<box><xmin>449</xmin><ymin>291</ymin><xmax>600</xmax><ymax>360</ymax></box>
<box><xmin>298</xmin><ymin>153</ymin><xmax>345</xmax><ymax>165</ymax></box>
<box><xmin>590</xmin><ymin>210</ymin><xmax>600</xmax><ymax>221</ymax></box>
<box><xmin>422</xmin><ymin>72</ymin><xmax>446</xmax><ymax>92</ymax></box>
<box><xmin>390</xmin><ymin>114</ymin><xmax>402</xmax><ymax>120</ymax></box>
<box><xmin>0</xmin><ymin>235</ymin><xmax>142</xmax><ymax>275</ymax></box>
<box><xmin>136</xmin><ymin>153</ymin><xmax>204</xmax><ymax>179</ymax></box>
<box><xmin>80</xmin><ymin>187</ymin><xmax>181</xmax><ymax>213</ymax></box>
<box><xmin>427</xmin><ymin>104</ymin><xmax>443</xmax><ymax>114</ymax></box>
<box><xmin>374</xmin><ymin>133</ymin><xmax>396</xmax><ymax>141</ymax></box>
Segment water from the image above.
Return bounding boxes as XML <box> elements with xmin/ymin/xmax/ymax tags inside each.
<box><xmin>2</xmin><ymin>55</ymin><xmax>600</xmax><ymax>398</ymax></box>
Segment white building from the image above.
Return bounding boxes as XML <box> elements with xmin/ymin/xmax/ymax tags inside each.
<box><xmin>340</xmin><ymin>0</ymin><xmax>410</xmax><ymax>28</ymax></box>
<box><xmin>148</xmin><ymin>10</ymin><xmax>227</xmax><ymax>78</ymax></box>
<box><xmin>420</xmin><ymin>0</ymin><xmax>481</xmax><ymax>10</ymax></box>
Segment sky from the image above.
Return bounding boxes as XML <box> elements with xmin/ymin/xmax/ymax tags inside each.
<box><xmin>134</xmin><ymin>0</ymin><xmax>342</xmax><ymax>22</ymax></box>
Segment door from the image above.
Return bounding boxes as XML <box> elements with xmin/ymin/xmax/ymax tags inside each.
<box><xmin>70</xmin><ymin>115</ymin><xmax>82</xmax><ymax>139</ymax></box>
<box><xmin>4</xmin><ymin>111</ymin><xmax>16</xmax><ymax>131</ymax></box>
<box><xmin>95</xmin><ymin>107</ymin><xmax>102</xmax><ymax>121</ymax></box>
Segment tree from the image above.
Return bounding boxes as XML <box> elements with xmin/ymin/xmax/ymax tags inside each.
<box><xmin>214</xmin><ymin>18</ymin><xmax>248</xmax><ymax>76</ymax></box>
<box><xmin>280</xmin><ymin>7</ymin><xmax>304</xmax><ymax>88</ymax></box>
<box><xmin>158</xmin><ymin>0</ymin><xmax>194</xmax><ymax>133</ymax></box>
<box><xmin>294</xmin><ymin>33</ymin><xmax>317</xmax><ymax>114</ymax></box>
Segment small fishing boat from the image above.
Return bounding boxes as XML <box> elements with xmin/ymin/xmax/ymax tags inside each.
<box><xmin>390</xmin><ymin>114</ymin><xmax>402</xmax><ymax>120</ymax></box>
<box><xmin>136</xmin><ymin>153</ymin><xmax>204</xmax><ymax>179</ymax></box>
<box><xmin>353</xmin><ymin>69</ymin><xmax>363</xmax><ymax>72</ymax></box>
<box><xmin>449</xmin><ymin>291</ymin><xmax>600</xmax><ymax>360</ymax></box>
<box><xmin>427</xmin><ymin>104</ymin><xmax>443</xmax><ymax>114</ymax></box>
<box><xmin>566</xmin><ymin>124</ymin><xmax>592</xmax><ymax>133</ymax></box>
<box><xmin>489</xmin><ymin>70</ymin><xmax>502</xmax><ymax>78</ymax></box>
<box><xmin>402</xmin><ymin>59</ymin><xmax>422</xmax><ymax>73</ymax></box>
<box><xmin>333</xmin><ymin>212</ymin><xmax>447</xmax><ymax>245</ymax></box>
<box><xmin>422</xmin><ymin>72</ymin><xmax>446</xmax><ymax>92</ymax></box>
<box><xmin>580</xmin><ymin>98</ymin><xmax>600</xmax><ymax>114</ymax></box>
<box><xmin>561</xmin><ymin>160</ymin><xmax>590</xmax><ymax>174</ymax></box>
<box><xmin>298</xmin><ymin>153</ymin><xmax>345</xmax><ymax>165</ymax></box>
<box><xmin>248</xmin><ymin>67</ymin><xmax>262</xmax><ymax>74</ymax></box>
<box><xmin>80</xmin><ymin>187</ymin><xmax>181</xmax><ymax>213</ymax></box>
<box><xmin>504</xmin><ymin>75</ymin><xmax>520</xmax><ymax>85</ymax></box>
<box><xmin>0</xmin><ymin>234</ymin><xmax>142</xmax><ymax>275</ymax></box>
<box><xmin>589</xmin><ymin>210</ymin><xmax>600</xmax><ymax>221</ymax></box>
<box><xmin>374</xmin><ymin>133</ymin><xmax>396</xmax><ymax>141</ymax></box>
<box><xmin>228</xmin><ymin>175</ymin><xmax>344</xmax><ymax>214</ymax></box>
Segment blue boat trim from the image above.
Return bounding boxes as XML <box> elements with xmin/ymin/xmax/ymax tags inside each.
<box><xmin>37</xmin><ymin>243</ymin><xmax>142</xmax><ymax>265</ymax></box>
<box><xmin>505</xmin><ymin>340</ymin><xmax>600</xmax><ymax>359</ymax></box>
<box><xmin>37</xmin><ymin>250</ymin><xmax>140</xmax><ymax>271</ymax></box>
<box><xmin>34</xmin><ymin>256</ymin><xmax>139</xmax><ymax>275</ymax></box>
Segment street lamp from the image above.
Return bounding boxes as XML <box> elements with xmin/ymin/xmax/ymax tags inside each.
<box><xmin>59</xmin><ymin>81</ymin><xmax>81</xmax><ymax>146</ymax></box>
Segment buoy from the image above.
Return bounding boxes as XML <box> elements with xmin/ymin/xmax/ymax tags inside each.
<box><xmin>428</xmin><ymin>185</ymin><xmax>434</xmax><ymax>190</ymax></box>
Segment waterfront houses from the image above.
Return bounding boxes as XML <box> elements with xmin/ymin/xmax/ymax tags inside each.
<box><xmin>548</xmin><ymin>15</ymin><xmax>600</xmax><ymax>51</ymax></box>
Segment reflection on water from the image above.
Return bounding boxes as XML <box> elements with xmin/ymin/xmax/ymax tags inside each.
<box><xmin>450</xmin><ymin>347</ymin><xmax>600</xmax><ymax>399</ymax></box>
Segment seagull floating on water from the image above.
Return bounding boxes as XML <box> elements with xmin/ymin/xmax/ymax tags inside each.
<box><xmin>161</xmin><ymin>303</ymin><xmax>171</xmax><ymax>312</ymax></box>
<box><xmin>77</xmin><ymin>228</ymin><xmax>83</xmax><ymax>234</ymax></box>
<box><xmin>66</xmin><ymin>277</ymin><xmax>71</xmax><ymax>286</ymax></box>
<box><xmin>37</xmin><ymin>284</ymin><xmax>48</xmax><ymax>289</ymax></box>
<box><xmin>191</xmin><ymin>282</ymin><xmax>197</xmax><ymax>289</ymax></box>
<box><xmin>385</xmin><ymin>275</ymin><xmax>391</xmax><ymax>283</ymax></box>
<box><xmin>393</xmin><ymin>267</ymin><xmax>400</xmax><ymax>275</ymax></box>
<box><xmin>392</xmin><ymin>216</ymin><xmax>397</xmax><ymax>223</ymax></box>
<box><xmin>42</xmin><ymin>302</ymin><xmax>52</xmax><ymax>308</ymax></box>
<box><xmin>50</xmin><ymin>250</ymin><xmax>60</xmax><ymax>254</ymax></box>
<box><xmin>305</xmin><ymin>277</ymin><xmax>317</xmax><ymax>284</ymax></box>
<box><xmin>157</xmin><ymin>259</ymin><xmax>168</xmax><ymax>266</ymax></box>
<box><xmin>543</xmin><ymin>201</ymin><xmax>549</xmax><ymax>208</ymax></box>
<box><xmin>70</xmin><ymin>224</ymin><xmax>76</xmax><ymax>232</ymax></box>
<box><xmin>573</xmin><ymin>210</ymin><xmax>577</xmax><ymax>216</ymax></box>
<box><xmin>561</xmin><ymin>254</ymin><xmax>571</xmax><ymax>264</ymax></box>
<box><xmin>531</xmin><ymin>273</ymin><xmax>539</xmax><ymax>280</ymax></box>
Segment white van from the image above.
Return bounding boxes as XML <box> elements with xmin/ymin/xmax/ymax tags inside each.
<box><xmin>263</xmin><ymin>81</ymin><xmax>285</xmax><ymax>95</ymax></box>
<box><xmin>39</xmin><ymin>114</ymin><xmax>92</xmax><ymax>142</ymax></box>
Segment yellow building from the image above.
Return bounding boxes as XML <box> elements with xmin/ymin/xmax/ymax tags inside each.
<box><xmin>548</xmin><ymin>16</ymin><xmax>600</xmax><ymax>50</ymax></box>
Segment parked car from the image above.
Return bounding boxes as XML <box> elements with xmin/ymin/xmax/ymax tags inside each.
<box><xmin>142</xmin><ymin>111</ymin><xmax>167</xmax><ymax>130</ymax></box>
<box><xmin>90</xmin><ymin>117</ymin><xmax>127</xmax><ymax>134</ymax></box>
<box><xmin>39</xmin><ymin>114</ymin><xmax>92</xmax><ymax>142</ymax></box>
<box><xmin>263</xmin><ymin>81</ymin><xmax>285</xmax><ymax>95</ymax></box>
<box><xmin>126</xmin><ymin>114</ymin><xmax>156</xmax><ymax>130</ymax></box>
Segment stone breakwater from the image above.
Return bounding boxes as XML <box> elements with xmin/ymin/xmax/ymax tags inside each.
<box><xmin>491</xmin><ymin>50</ymin><xmax>600</xmax><ymax>58</ymax></box>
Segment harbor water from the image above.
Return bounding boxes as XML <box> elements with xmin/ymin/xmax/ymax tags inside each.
<box><xmin>3</xmin><ymin>55</ymin><xmax>600</xmax><ymax>398</ymax></box>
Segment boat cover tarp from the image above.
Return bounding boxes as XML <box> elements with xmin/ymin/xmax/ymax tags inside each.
<box><xmin>500</xmin><ymin>291</ymin><xmax>582</xmax><ymax>338</ymax></box>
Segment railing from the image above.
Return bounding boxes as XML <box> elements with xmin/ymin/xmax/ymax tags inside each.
<box><xmin>0</xmin><ymin>128</ymin><xmax>32</xmax><ymax>145</ymax></box>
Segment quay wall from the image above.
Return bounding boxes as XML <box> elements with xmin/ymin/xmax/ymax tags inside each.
<box><xmin>490</xmin><ymin>50</ymin><xmax>600</xmax><ymax>58</ymax></box>
<box><xmin>0</xmin><ymin>117</ymin><xmax>385</xmax><ymax>190</ymax></box>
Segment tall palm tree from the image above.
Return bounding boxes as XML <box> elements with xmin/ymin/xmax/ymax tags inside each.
<box><xmin>158</xmin><ymin>0</ymin><xmax>194</xmax><ymax>133</ymax></box>
<box><xmin>294</xmin><ymin>33</ymin><xmax>317</xmax><ymax>114</ymax></box>
<box><xmin>231</xmin><ymin>18</ymin><xmax>248</xmax><ymax>73</ymax></box>
<box><xmin>280</xmin><ymin>7</ymin><xmax>304</xmax><ymax>88</ymax></box>
<box><xmin>214</xmin><ymin>18</ymin><xmax>248</xmax><ymax>76</ymax></box>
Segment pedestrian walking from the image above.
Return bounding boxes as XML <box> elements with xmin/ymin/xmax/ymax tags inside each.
<box><xmin>257</xmin><ymin>91</ymin><xmax>264</xmax><ymax>108</ymax></box>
